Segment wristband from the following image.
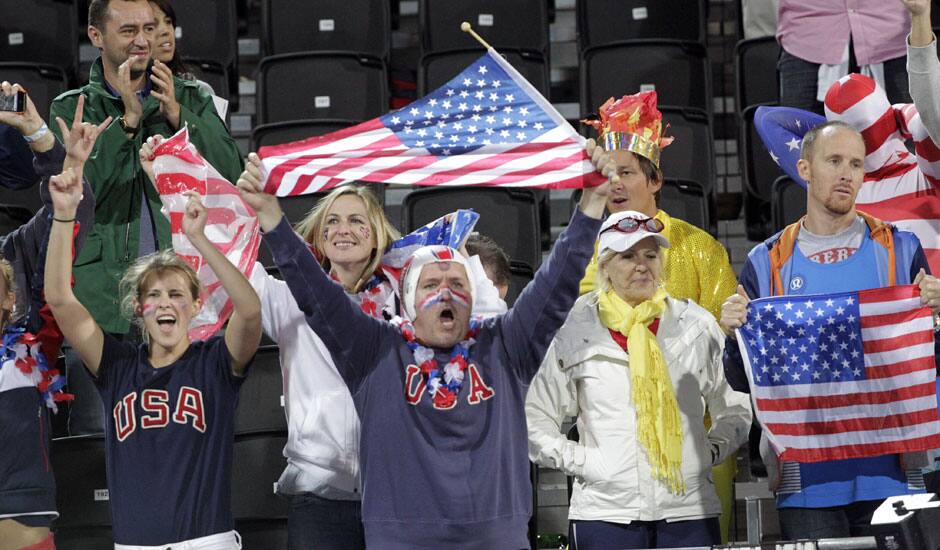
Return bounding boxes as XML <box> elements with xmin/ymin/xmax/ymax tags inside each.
<box><xmin>23</xmin><ymin>122</ymin><xmax>49</xmax><ymax>143</ymax></box>
<box><xmin>53</xmin><ymin>217</ymin><xmax>75</xmax><ymax>223</ymax></box>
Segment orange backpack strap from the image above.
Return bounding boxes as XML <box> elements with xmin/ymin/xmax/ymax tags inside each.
<box><xmin>768</xmin><ymin>217</ymin><xmax>805</xmax><ymax>296</ymax></box>
<box><xmin>857</xmin><ymin>210</ymin><xmax>896</xmax><ymax>286</ymax></box>
<box><xmin>769</xmin><ymin>212</ymin><xmax>897</xmax><ymax>294</ymax></box>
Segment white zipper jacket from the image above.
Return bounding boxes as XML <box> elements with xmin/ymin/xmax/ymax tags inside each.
<box><xmin>250</xmin><ymin>256</ymin><xmax>507</xmax><ymax>500</ymax></box>
<box><xmin>526</xmin><ymin>293</ymin><xmax>752</xmax><ymax>523</ymax></box>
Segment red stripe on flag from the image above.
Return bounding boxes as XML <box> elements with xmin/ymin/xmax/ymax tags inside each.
<box><xmin>860</xmin><ymin>308</ymin><xmax>930</xmax><ymax>329</ymax></box>
<box><xmin>861</xmin><ymin>329</ymin><xmax>934</xmax><ymax>354</ymax></box>
<box><xmin>865</xmin><ymin>356</ymin><xmax>937</xmax><ymax>379</ymax></box>
<box><xmin>779</xmin><ymin>433</ymin><xmax>940</xmax><ymax>463</ymax></box>
<box><xmin>766</xmin><ymin>407</ymin><xmax>939</xmax><ymax>436</ymax></box>
<box><xmin>755</xmin><ymin>381</ymin><xmax>936</xmax><ymax>411</ymax></box>
<box><xmin>858</xmin><ymin>285</ymin><xmax>920</xmax><ymax>304</ymax></box>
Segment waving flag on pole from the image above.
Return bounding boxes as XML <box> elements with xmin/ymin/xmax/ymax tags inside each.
<box><xmin>257</xmin><ymin>49</ymin><xmax>606</xmax><ymax>195</ymax></box>
<box><xmin>735</xmin><ymin>284</ymin><xmax>940</xmax><ymax>463</ymax></box>
<box><xmin>151</xmin><ymin>128</ymin><xmax>261</xmax><ymax>341</ymax></box>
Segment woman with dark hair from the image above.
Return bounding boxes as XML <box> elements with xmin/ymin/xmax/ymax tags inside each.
<box><xmin>148</xmin><ymin>0</ymin><xmax>225</xmax><ymax>115</ymax></box>
<box><xmin>149</xmin><ymin>0</ymin><xmax>189</xmax><ymax>78</ymax></box>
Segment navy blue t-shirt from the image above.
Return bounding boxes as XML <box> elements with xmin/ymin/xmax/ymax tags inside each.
<box><xmin>94</xmin><ymin>334</ymin><xmax>247</xmax><ymax>545</ymax></box>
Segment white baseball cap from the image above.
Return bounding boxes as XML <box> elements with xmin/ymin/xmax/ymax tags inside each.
<box><xmin>597</xmin><ymin>210</ymin><xmax>670</xmax><ymax>256</ymax></box>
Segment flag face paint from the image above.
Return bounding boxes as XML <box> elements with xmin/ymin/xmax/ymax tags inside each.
<box><xmin>417</xmin><ymin>287</ymin><xmax>471</xmax><ymax>312</ymax></box>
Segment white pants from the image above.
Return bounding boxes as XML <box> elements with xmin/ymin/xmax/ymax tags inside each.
<box><xmin>114</xmin><ymin>530</ymin><xmax>241</xmax><ymax>550</ymax></box>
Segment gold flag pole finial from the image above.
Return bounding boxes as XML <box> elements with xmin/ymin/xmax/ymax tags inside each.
<box><xmin>460</xmin><ymin>22</ymin><xmax>493</xmax><ymax>50</ymax></box>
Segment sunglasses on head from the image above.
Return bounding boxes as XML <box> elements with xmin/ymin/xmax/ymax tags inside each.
<box><xmin>601</xmin><ymin>216</ymin><xmax>664</xmax><ymax>235</ymax></box>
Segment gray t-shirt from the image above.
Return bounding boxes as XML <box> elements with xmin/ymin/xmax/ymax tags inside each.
<box><xmin>796</xmin><ymin>216</ymin><xmax>866</xmax><ymax>264</ymax></box>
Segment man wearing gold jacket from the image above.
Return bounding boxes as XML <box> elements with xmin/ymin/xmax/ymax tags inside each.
<box><xmin>580</xmin><ymin>92</ymin><xmax>740</xmax><ymax>542</ymax></box>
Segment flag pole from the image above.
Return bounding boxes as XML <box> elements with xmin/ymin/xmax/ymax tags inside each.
<box><xmin>460</xmin><ymin>22</ymin><xmax>493</xmax><ymax>50</ymax></box>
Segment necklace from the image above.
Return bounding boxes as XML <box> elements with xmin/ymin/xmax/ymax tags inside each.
<box><xmin>1</xmin><ymin>325</ymin><xmax>70</xmax><ymax>411</ymax></box>
<box><xmin>393</xmin><ymin>316</ymin><xmax>482</xmax><ymax>409</ymax></box>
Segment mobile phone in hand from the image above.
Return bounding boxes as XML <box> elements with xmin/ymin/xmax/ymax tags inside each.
<box><xmin>0</xmin><ymin>90</ymin><xmax>26</xmax><ymax>112</ymax></box>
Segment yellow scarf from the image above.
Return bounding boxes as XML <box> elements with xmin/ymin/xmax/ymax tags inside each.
<box><xmin>598</xmin><ymin>288</ymin><xmax>685</xmax><ymax>494</ymax></box>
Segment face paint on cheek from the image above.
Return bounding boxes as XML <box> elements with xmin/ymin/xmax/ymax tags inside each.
<box><xmin>141</xmin><ymin>303</ymin><xmax>157</xmax><ymax>318</ymax></box>
<box><xmin>417</xmin><ymin>287</ymin><xmax>471</xmax><ymax>311</ymax></box>
<box><xmin>358</xmin><ymin>226</ymin><xmax>371</xmax><ymax>241</ymax></box>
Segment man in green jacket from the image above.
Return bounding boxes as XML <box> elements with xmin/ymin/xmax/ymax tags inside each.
<box><xmin>50</xmin><ymin>0</ymin><xmax>243</xmax><ymax>434</ymax></box>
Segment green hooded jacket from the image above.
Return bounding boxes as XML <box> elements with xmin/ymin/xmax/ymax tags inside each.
<box><xmin>50</xmin><ymin>58</ymin><xmax>243</xmax><ymax>334</ymax></box>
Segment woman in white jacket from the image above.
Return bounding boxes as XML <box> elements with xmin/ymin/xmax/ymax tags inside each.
<box><xmin>243</xmin><ymin>162</ymin><xmax>507</xmax><ymax>550</ymax></box>
<box><xmin>526</xmin><ymin>209</ymin><xmax>752</xmax><ymax>550</ymax></box>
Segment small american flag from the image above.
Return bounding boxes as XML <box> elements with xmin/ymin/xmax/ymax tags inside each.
<box><xmin>152</xmin><ymin>128</ymin><xmax>262</xmax><ymax>341</ymax></box>
<box><xmin>258</xmin><ymin>49</ymin><xmax>605</xmax><ymax>196</ymax></box>
<box><xmin>736</xmin><ymin>285</ymin><xmax>940</xmax><ymax>463</ymax></box>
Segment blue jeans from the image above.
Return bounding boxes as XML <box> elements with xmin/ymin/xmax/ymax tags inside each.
<box><xmin>288</xmin><ymin>493</ymin><xmax>365</xmax><ymax>550</ymax></box>
<box><xmin>568</xmin><ymin>518</ymin><xmax>720</xmax><ymax>549</ymax></box>
<box><xmin>778</xmin><ymin>48</ymin><xmax>911</xmax><ymax>116</ymax></box>
<box><xmin>778</xmin><ymin>500</ymin><xmax>881</xmax><ymax>540</ymax></box>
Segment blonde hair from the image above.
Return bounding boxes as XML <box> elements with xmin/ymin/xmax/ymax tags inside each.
<box><xmin>119</xmin><ymin>249</ymin><xmax>201</xmax><ymax>338</ymax></box>
<box><xmin>0</xmin><ymin>257</ymin><xmax>15</xmax><ymax>329</ymax></box>
<box><xmin>294</xmin><ymin>185</ymin><xmax>400</xmax><ymax>293</ymax></box>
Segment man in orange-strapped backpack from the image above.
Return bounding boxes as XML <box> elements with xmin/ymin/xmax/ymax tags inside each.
<box><xmin>720</xmin><ymin>120</ymin><xmax>940</xmax><ymax>541</ymax></box>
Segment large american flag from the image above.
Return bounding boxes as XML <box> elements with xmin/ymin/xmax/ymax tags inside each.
<box><xmin>755</xmin><ymin>73</ymin><xmax>940</xmax><ymax>273</ymax></box>
<box><xmin>736</xmin><ymin>285</ymin><xmax>940</xmax><ymax>463</ymax></box>
<box><xmin>151</xmin><ymin>128</ymin><xmax>261</xmax><ymax>341</ymax></box>
<box><xmin>257</xmin><ymin>49</ymin><xmax>605</xmax><ymax>195</ymax></box>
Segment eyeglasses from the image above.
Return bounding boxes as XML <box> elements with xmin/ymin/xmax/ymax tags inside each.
<box><xmin>601</xmin><ymin>216</ymin><xmax>664</xmax><ymax>236</ymax></box>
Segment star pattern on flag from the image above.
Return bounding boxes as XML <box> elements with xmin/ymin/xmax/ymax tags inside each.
<box><xmin>380</xmin><ymin>55</ymin><xmax>554</xmax><ymax>157</ymax></box>
<box><xmin>741</xmin><ymin>296</ymin><xmax>865</xmax><ymax>386</ymax></box>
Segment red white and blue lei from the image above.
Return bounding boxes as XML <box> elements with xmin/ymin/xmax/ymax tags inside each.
<box><xmin>393</xmin><ymin>316</ymin><xmax>482</xmax><ymax>409</ymax></box>
<box><xmin>1</xmin><ymin>325</ymin><xmax>69</xmax><ymax>411</ymax></box>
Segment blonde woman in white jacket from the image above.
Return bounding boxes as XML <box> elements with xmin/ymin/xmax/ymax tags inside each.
<box><xmin>526</xmin><ymin>210</ymin><xmax>752</xmax><ymax>550</ymax></box>
<box><xmin>242</xmin><ymin>173</ymin><xmax>507</xmax><ymax>550</ymax></box>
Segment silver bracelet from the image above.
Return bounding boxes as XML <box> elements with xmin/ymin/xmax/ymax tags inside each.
<box><xmin>23</xmin><ymin>122</ymin><xmax>49</xmax><ymax>143</ymax></box>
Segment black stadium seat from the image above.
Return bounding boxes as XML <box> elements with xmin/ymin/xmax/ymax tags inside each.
<box><xmin>0</xmin><ymin>0</ymin><xmax>79</xmax><ymax>82</ymax></box>
<box><xmin>580</xmin><ymin>40</ymin><xmax>710</xmax><ymax>113</ymax></box>
<box><xmin>735</xmin><ymin>36</ymin><xmax>780</xmax><ymax>110</ymax></box>
<box><xmin>577</xmin><ymin>0</ymin><xmax>706</xmax><ymax>50</ymax></box>
<box><xmin>659</xmin><ymin>107</ymin><xmax>716</xmax><ymax>196</ymax></box>
<box><xmin>250</xmin><ymin>119</ymin><xmax>360</xmax><ymax>151</ymax></box>
<box><xmin>53</xmin><ymin>526</ymin><xmax>114</xmax><ymax>550</ymax></box>
<box><xmin>772</xmin><ymin>175</ymin><xmax>806</xmax><ymax>233</ymax></box>
<box><xmin>235</xmin><ymin>345</ymin><xmax>286</xmax><ymax>434</ymax></box>
<box><xmin>262</xmin><ymin>0</ymin><xmax>391</xmax><ymax>60</ymax></box>
<box><xmin>419</xmin><ymin>48</ymin><xmax>549</xmax><ymax>97</ymax></box>
<box><xmin>740</xmin><ymin>104</ymin><xmax>785</xmax><ymax>204</ymax></box>
<box><xmin>172</xmin><ymin>0</ymin><xmax>239</xmax><ymax>109</ymax></box>
<box><xmin>419</xmin><ymin>0</ymin><xmax>550</xmax><ymax>56</ymax></box>
<box><xmin>51</xmin><ymin>435</ymin><xmax>112</xmax><ymax>529</ymax></box>
<box><xmin>658</xmin><ymin>178</ymin><xmax>711</xmax><ymax>234</ymax></box>
<box><xmin>403</xmin><ymin>187</ymin><xmax>542</xmax><ymax>270</ymax></box>
<box><xmin>256</xmin><ymin>52</ymin><xmax>388</xmax><ymax>125</ymax></box>
<box><xmin>232</xmin><ymin>430</ymin><xmax>289</xmax><ymax>521</ymax></box>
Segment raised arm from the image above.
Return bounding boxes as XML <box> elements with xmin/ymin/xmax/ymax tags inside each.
<box><xmin>44</xmin><ymin>166</ymin><xmax>104</xmax><ymax>374</ymax></box>
<box><xmin>902</xmin><ymin>0</ymin><xmax>940</xmax><ymax>171</ymax></box>
<box><xmin>497</xmin><ymin>144</ymin><xmax>609</xmax><ymax>380</ymax></box>
<box><xmin>236</xmin><ymin>154</ymin><xmax>388</xmax><ymax>392</ymax></box>
<box><xmin>179</xmin><ymin>191</ymin><xmax>262</xmax><ymax>375</ymax></box>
